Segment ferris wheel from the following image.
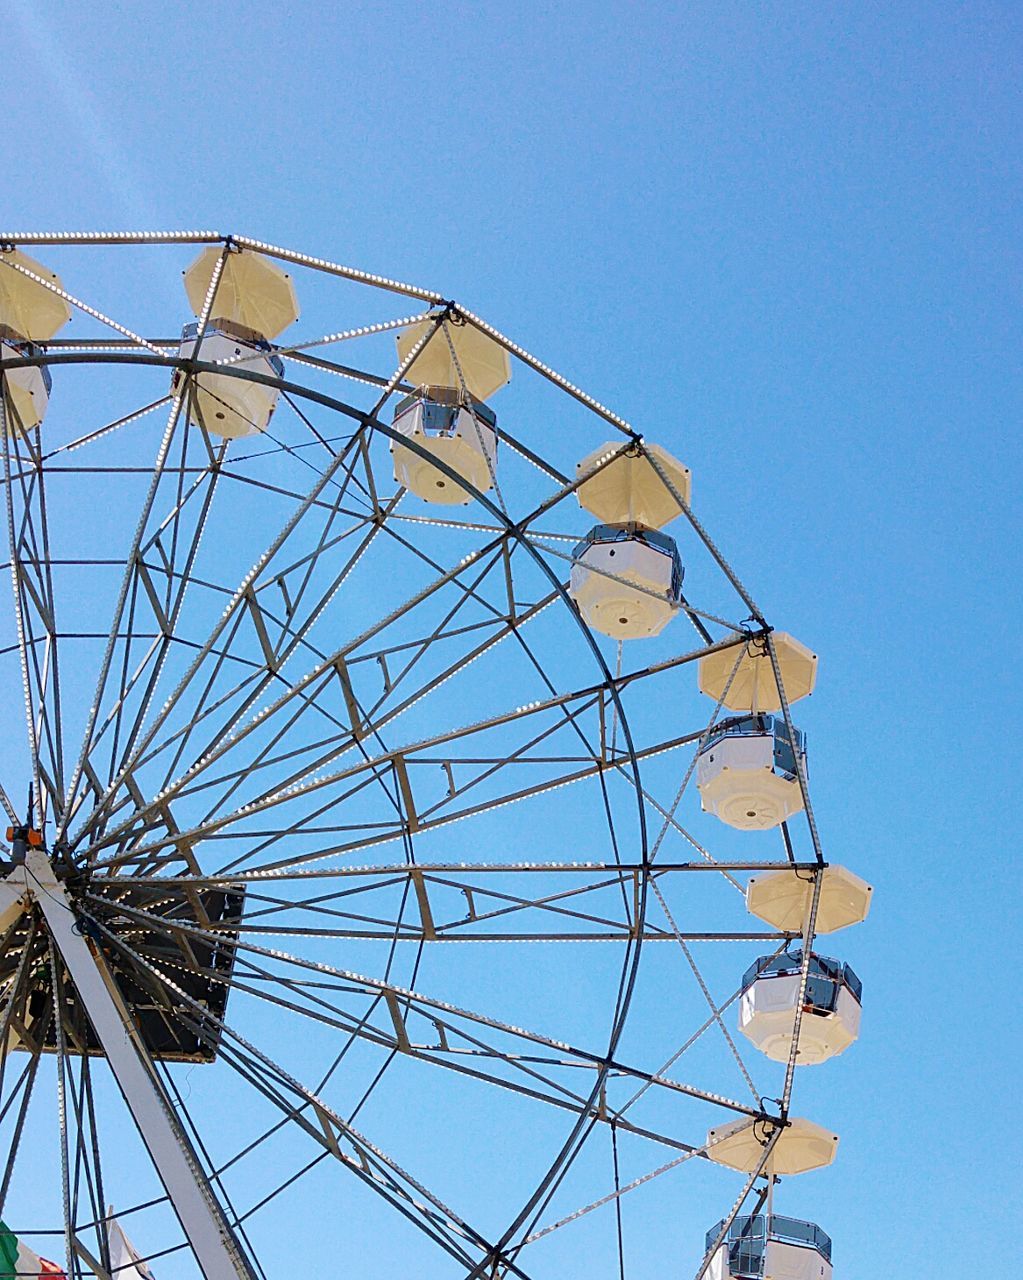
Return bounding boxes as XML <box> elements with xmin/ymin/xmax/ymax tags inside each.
<box><xmin>0</xmin><ymin>232</ymin><xmax>872</xmax><ymax>1280</ymax></box>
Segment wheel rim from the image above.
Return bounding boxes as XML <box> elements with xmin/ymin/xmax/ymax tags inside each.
<box><xmin>0</xmin><ymin>234</ymin><xmax>839</xmax><ymax>1280</ymax></box>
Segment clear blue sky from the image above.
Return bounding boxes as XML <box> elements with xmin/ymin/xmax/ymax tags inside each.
<box><xmin>5</xmin><ymin>1</ymin><xmax>1022</xmax><ymax>1275</ymax></box>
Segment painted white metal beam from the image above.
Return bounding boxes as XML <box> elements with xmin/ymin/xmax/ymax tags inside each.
<box><xmin>14</xmin><ymin>849</ymin><xmax>256</xmax><ymax>1280</ymax></box>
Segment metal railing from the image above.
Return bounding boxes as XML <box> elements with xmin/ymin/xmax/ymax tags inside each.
<box><xmin>393</xmin><ymin>384</ymin><xmax>497</xmax><ymax>430</ymax></box>
<box><xmin>700</xmin><ymin>713</ymin><xmax>805</xmax><ymax>779</ymax></box>
<box><xmin>741</xmin><ymin>950</ymin><xmax>862</xmax><ymax>1005</ymax></box>
<box><xmin>180</xmin><ymin>322</ymin><xmax>285</xmax><ymax>378</ymax></box>
<box><xmin>705</xmin><ymin>1213</ymin><xmax>832</xmax><ymax>1275</ymax></box>
<box><xmin>1</xmin><ymin>339</ymin><xmax>52</xmax><ymax>393</ymax></box>
<box><xmin>572</xmin><ymin>523</ymin><xmax>684</xmax><ymax>600</ymax></box>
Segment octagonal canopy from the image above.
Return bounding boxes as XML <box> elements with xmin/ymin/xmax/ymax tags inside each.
<box><xmin>746</xmin><ymin>865</ymin><xmax>873</xmax><ymax>934</ymax></box>
<box><xmin>183</xmin><ymin>247</ymin><xmax>299</xmax><ymax>339</ymax></box>
<box><xmin>699</xmin><ymin>632</ymin><xmax>817</xmax><ymax>713</ymax></box>
<box><xmin>575</xmin><ymin>442</ymin><xmax>691</xmax><ymax>528</ymax></box>
<box><xmin>396</xmin><ymin>318</ymin><xmax>511</xmax><ymax>401</ymax></box>
<box><xmin>0</xmin><ymin>250</ymin><xmax>72</xmax><ymax>341</ymax></box>
<box><xmin>706</xmin><ymin>1116</ymin><xmax>838</xmax><ymax>1175</ymax></box>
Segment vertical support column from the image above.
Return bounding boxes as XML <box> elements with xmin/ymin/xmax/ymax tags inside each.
<box><xmin>20</xmin><ymin>851</ymin><xmax>256</xmax><ymax>1280</ymax></box>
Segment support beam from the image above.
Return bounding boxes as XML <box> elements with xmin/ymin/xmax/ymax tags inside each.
<box><xmin>15</xmin><ymin>850</ymin><xmax>256</xmax><ymax>1280</ymax></box>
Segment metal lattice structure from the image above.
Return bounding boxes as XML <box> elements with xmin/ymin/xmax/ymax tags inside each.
<box><xmin>0</xmin><ymin>232</ymin><xmax>866</xmax><ymax>1280</ymax></box>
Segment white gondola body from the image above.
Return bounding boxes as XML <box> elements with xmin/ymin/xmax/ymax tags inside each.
<box><xmin>740</xmin><ymin>971</ymin><xmax>862</xmax><ymax>1064</ymax></box>
<box><xmin>569</xmin><ymin>536</ymin><xmax>677</xmax><ymax>639</ymax></box>
<box><xmin>174</xmin><ymin>329</ymin><xmax>282</xmax><ymax>440</ymax></box>
<box><xmin>1</xmin><ymin>340</ymin><xmax>50</xmax><ymax>433</ymax></box>
<box><xmin>390</xmin><ymin>399</ymin><xmax>497</xmax><ymax>505</ymax></box>
<box><xmin>707</xmin><ymin>1240</ymin><xmax>832</xmax><ymax>1280</ymax></box>
<box><xmin>697</xmin><ymin>730</ymin><xmax>804</xmax><ymax>830</ymax></box>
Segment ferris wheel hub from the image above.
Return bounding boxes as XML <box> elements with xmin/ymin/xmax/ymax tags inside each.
<box><xmin>5</xmin><ymin>849</ymin><xmax>257</xmax><ymax>1280</ymax></box>
<box><xmin>0</xmin><ymin>852</ymin><xmax>245</xmax><ymax>1063</ymax></box>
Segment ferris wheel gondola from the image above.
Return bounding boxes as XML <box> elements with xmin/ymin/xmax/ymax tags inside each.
<box><xmin>0</xmin><ymin>233</ymin><xmax>869</xmax><ymax>1280</ymax></box>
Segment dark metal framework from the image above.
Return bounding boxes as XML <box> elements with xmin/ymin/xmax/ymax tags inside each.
<box><xmin>0</xmin><ymin>232</ymin><xmax>833</xmax><ymax>1280</ymax></box>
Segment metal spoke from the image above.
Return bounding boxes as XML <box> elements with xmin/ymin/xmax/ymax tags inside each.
<box><xmin>86</xmin><ymin>911</ymin><xmax>534</xmax><ymax>1280</ymax></box>
<box><xmin>79</xmin><ymin>894</ymin><xmax>773</xmax><ymax>1124</ymax></box>
<box><xmin>0</xmin><ymin>233</ymin><xmax>843</xmax><ymax>1280</ymax></box>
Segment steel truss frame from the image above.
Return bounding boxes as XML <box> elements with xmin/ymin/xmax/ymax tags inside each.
<box><xmin>0</xmin><ymin>233</ymin><xmax>832</xmax><ymax>1280</ymax></box>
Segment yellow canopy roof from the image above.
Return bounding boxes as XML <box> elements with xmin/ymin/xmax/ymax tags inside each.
<box><xmin>746</xmin><ymin>865</ymin><xmax>873</xmax><ymax>934</ymax></box>
<box><xmin>396</xmin><ymin>318</ymin><xmax>510</xmax><ymax>401</ymax></box>
<box><xmin>706</xmin><ymin>1115</ymin><xmax>838</xmax><ymax>1175</ymax></box>
<box><xmin>698</xmin><ymin>631</ymin><xmax>817</xmax><ymax>713</ymax></box>
<box><xmin>0</xmin><ymin>250</ymin><xmax>72</xmax><ymax>341</ymax></box>
<box><xmin>575</xmin><ymin>442</ymin><xmax>691</xmax><ymax>529</ymax></box>
<box><xmin>183</xmin><ymin>248</ymin><xmax>299</xmax><ymax>339</ymax></box>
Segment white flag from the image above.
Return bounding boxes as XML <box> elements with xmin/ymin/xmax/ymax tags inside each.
<box><xmin>106</xmin><ymin>1212</ymin><xmax>154</xmax><ymax>1280</ymax></box>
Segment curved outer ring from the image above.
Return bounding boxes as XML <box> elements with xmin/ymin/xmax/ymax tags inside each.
<box><xmin>3</xmin><ymin>346</ymin><xmax>658</xmax><ymax>1271</ymax></box>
